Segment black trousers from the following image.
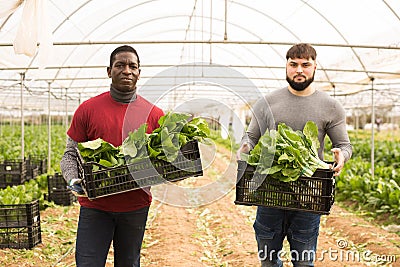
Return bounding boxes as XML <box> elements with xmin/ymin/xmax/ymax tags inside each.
<box><xmin>75</xmin><ymin>205</ymin><xmax>149</xmax><ymax>267</ymax></box>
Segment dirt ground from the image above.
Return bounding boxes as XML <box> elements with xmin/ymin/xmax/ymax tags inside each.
<box><xmin>1</xmin><ymin>143</ymin><xmax>399</xmax><ymax>266</ymax></box>
<box><xmin>139</xmin><ymin>192</ymin><xmax>400</xmax><ymax>267</ymax></box>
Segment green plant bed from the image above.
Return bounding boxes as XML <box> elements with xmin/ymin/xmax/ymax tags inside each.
<box><xmin>0</xmin><ymin>124</ymin><xmax>67</xmax><ymax>172</ymax></box>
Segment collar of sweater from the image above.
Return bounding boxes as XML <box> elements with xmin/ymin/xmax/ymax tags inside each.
<box><xmin>110</xmin><ymin>85</ymin><xmax>137</xmax><ymax>103</ymax></box>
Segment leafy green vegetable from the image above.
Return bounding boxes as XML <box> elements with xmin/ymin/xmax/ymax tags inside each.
<box><xmin>121</xmin><ymin>124</ymin><xmax>150</xmax><ymax>163</ymax></box>
<box><xmin>78</xmin><ymin>112</ymin><xmax>210</xmax><ymax>168</ymax></box>
<box><xmin>78</xmin><ymin>138</ymin><xmax>103</xmax><ymax>151</ymax></box>
<box><xmin>0</xmin><ymin>177</ymin><xmax>45</xmax><ymax>206</ymax></box>
<box><xmin>78</xmin><ymin>138</ymin><xmax>121</xmax><ymax>169</ymax></box>
<box><xmin>147</xmin><ymin>111</ymin><xmax>210</xmax><ymax>162</ymax></box>
<box><xmin>243</xmin><ymin>121</ymin><xmax>330</xmax><ymax>182</ymax></box>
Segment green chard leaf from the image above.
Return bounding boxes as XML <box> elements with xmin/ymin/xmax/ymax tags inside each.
<box><xmin>245</xmin><ymin>121</ymin><xmax>330</xmax><ymax>182</ymax></box>
<box><xmin>78</xmin><ymin>112</ymin><xmax>210</xmax><ymax>170</ymax></box>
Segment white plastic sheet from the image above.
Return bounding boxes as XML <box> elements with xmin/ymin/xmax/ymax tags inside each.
<box><xmin>13</xmin><ymin>0</ymin><xmax>39</xmax><ymax>56</ymax></box>
<box><xmin>13</xmin><ymin>0</ymin><xmax>53</xmax><ymax>66</ymax></box>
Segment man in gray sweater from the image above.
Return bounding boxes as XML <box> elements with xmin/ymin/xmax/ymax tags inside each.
<box><xmin>237</xmin><ymin>43</ymin><xmax>352</xmax><ymax>267</ymax></box>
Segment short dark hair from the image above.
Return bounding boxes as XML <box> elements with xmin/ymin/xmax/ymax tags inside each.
<box><xmin>109</xmin><ymin>45</ymin><xmax>140</xmax><ymax>67</ymax></box>
<box><xmin>286</xmin><ymin>43</ymin><xmax>316</xmax><ymax>61</ymax></box>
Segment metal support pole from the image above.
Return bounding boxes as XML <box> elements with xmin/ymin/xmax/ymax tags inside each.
<box><xmin>47</xmin><ymin>82</ymin><xmax>51</xmax><ymax>172</ymax></box>
<box><xmin>355</xmin><ymin>109</ymin><xmax>359</xmax><ymax>137</ymax></box>
<box><xmin>224</xmin><ymin>0</ymin><xmax>228</xmax><ymax>41</ymax></box>
<box><xmin>64</xmin><ymin>88</ymin><xmax>68</xmax><ymax>128</ymax></box>
<box><xmin>20</xmin><ymin>72</ymin><xmax>25</xmax><ymax>160</ymax></box>
<box><xmin>209</xmin><ymin>0</ymin><xmax>213</xmax><ymax>64</ymax></box>
<box><xmin>370</xmin><ymin>77</ymin><xmax>375</xmax><ymax>180</ymax></box>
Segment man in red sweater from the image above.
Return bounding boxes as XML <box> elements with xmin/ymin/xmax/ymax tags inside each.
<box><xmin>60</xmin><ymin>45</ymin><xmax>164</xmax><ymax>267</ymax></box>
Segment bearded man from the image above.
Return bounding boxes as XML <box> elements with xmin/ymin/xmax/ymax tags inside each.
<box><xmin>237</xmin><ymin>43</ymin><xmax>352</xmax><ymax>267</ymax></box>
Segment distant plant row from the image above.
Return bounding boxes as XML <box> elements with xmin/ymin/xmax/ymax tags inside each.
<box><xmin>330</xmin><ymin>131</ymin><xmax>400</xmax><ymax>222</ymax></box>
<box><xmin>0</xmin><ymin>124</ymin><xmax>66</xmax><ymax>171</ymax></box>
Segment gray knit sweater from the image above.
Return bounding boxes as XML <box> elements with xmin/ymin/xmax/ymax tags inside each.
<box><xmin>241</xmin><ymin>87</ymin><xmax>352</xmax><ymax>162</ymax></box>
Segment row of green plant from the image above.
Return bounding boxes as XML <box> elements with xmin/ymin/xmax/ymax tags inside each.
<box><xmin>0</xmin><ymin>124</ymin><xmax>66</xmax><ymax>171</ymax></box>
<box><xmin>0</xmin><ymin>174</ymin><xmax>48</xmax><ymax>208</ymax></box>
<box><xmin>336</xmin><ymin>157</ymin><xmax>400</xmax><ymax>217</ymax></box>
<box><xmin>0</xmin><ymin>124</ymin><xmax>67</xmax><ymax>206</ymax></box>
<box><xmin>328</xmin><ymin>131</ymin><xmax>400</xmax><ymax>222</ymax></box>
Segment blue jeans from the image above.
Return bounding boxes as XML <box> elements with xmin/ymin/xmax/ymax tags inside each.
<box><xmin>253</xmin><ymin>207</ymin><xmax>321</xmax><ymax>267</ymax></box>
<box><xmin>75</xmin><ymin>206</ymin><xmax>149</xmax><ymax>267</ymax></box>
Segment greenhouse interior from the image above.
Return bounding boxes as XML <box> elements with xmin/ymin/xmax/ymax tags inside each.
<box><xmin>0</xmin><ymin>0</ymin><xmax>399</xmax><ymax>266</ymax></box>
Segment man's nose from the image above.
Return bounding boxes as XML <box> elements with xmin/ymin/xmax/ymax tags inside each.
<box><xmin>296</xmin><ymin>65</ymin><xmax>303</xmax><ymax>73</ymax></box>
<box><xmin>122</xmin><ymin>65</ymin><xmax>131</xmax><ymax>73</ymax></box>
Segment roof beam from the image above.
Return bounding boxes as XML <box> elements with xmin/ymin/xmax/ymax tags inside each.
<box><xmin>0</xmin><ymin>64</ymin><xmax>399</xmax><ymax>76</ymax></box>
<box><xmin>1</xmin><ymin>40</ymin><xmax>400</xmax><ymax>50</ymax></box>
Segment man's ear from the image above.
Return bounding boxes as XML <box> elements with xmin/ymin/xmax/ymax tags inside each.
<box><xmin>107</xmin><ymin>67</ymin><xmax>111</xmax><ymax>78</ymax></box>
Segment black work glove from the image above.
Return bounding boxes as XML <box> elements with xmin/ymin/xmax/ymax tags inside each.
<box><xmin>67</xmin><ymin>178</ymin><xmax>87</xmax><ymax>197</ymax></box>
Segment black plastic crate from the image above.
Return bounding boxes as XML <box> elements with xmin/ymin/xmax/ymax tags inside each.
<box><xmin>235</xmin><ymin>160</ymin><xmax>335</xmax><ymax>214</ymax></box>
<box><xmin>0</xmin><ymin>159</ymin><xmax>27</xmax><ymax>188</ymax></box>
<box><xmin>47</xmin><ymin>173</ymin><xmax>68</xmax><ymax>192</ymax></box>
<box><xmin>26</xmin><ymin>156</ymin><xmax>48</xmax><ymax>175</ymax></box>
<box><xmin>47</xmin><ymin>173</ymin><xmax>77</xmax><ymax>206</ymax></box>
<box><xmin>48</xmin><ymin>190</ymin><xmax>77</xmax><ymax>206</ymax></box>
<box><xmin>26</xmin><ymin>166</ymin><xmax>39</xmax><ymax>180</ymax></box>
<box><xmin>0</xmin><ymin>200</ymin><xmax>42</xmax><ymax>249</ymax></box>
<box><xmin>78</xmin><ymin>140</ymin><xmax>203</xmax><ymax>199</ymax></box>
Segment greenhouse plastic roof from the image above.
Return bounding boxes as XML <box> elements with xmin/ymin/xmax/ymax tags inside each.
<box><xmin>1</xmin><ymin>0</ymin><xmax>400</xmax><ymax>116</ymax></box>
